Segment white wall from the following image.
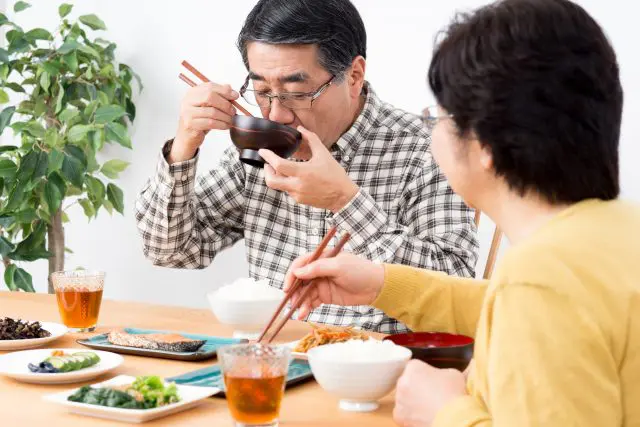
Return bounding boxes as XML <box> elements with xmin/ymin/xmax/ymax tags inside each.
<box><xmin>1</xmin><ymin>0</ymin><xmax>638</xmax><ymax>308</ymax></box>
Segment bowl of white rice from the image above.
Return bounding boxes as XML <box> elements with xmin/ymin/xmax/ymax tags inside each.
<box><xmin>207</xmin><ymin>277</ymin><xmax>285</xmax><ymax>339</ymax></box>
<box><xmin>307</xmin><ymin>339</ymin><xmax>412</xmax><ymax>412</ymax></box>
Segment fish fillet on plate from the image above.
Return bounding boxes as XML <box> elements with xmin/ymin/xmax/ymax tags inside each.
<box><xmin>107</xmin><ymin>330</ymin><xmax>205</xmax><ymax>352</ymax></box>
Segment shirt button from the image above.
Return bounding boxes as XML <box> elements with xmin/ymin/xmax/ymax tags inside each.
<box><xmin>180</xmin><ymin>175</ymin><xmax>188</xmax><ymax>182</ymax></box>
<box><xmin>310</xmin><ymin>228</ymin><xmax>320</xmax><ymax>236</ymax></box>
<box><xmin>343</xmin><ymin>155</ymin><xmax>351</xmax><ymax>162</ymax></box>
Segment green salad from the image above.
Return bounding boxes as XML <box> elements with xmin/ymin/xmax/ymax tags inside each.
<box><xmin>68</xmin><ymin>376</ymin><xmax>181</xmax><ymax>409</ymax></box>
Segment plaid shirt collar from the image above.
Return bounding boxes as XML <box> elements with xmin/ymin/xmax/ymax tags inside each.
<box><xmin>331</xmin><ymin>82</ymin><xmax>380</xmax><ymax>163</ymax></box>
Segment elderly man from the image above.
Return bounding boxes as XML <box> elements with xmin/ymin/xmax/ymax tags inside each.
<box><xmin>135</xmin><ymin>0</ymin><xmax>478</xmax><ymax>333</ymax></box>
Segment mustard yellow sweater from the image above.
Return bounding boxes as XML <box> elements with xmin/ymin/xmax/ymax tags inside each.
<box><xmin>374</xmin><ymin>199</ymin><xmax>640</xmax><ymax>426</ymax></box>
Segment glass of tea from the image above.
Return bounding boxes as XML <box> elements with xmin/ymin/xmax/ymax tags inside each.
<box><xmin>50</xmin><ymin>270</ymin><xmax>105</xmax><ymax>332</ymax></box>
<box><xmin>218</xmin><ymin>343</ymin><xmax>292</xmax><ymax>427</ymax></box>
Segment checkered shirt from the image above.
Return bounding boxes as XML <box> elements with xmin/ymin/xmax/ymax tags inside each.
<box><xmin>135</xmin><ymin>83</ymin><xmax>479</xmax><ymax>333</ymax></box>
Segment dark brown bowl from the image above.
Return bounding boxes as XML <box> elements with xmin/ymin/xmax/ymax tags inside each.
<box><xmin>383</xmin><ymin>332</ymin><xmax>474</xmax><ymax>371</ymax></box>
<box><xmin>229</xmin><ymin>115</ymin><xmax>302</xmax><ymax>168</ymax></box>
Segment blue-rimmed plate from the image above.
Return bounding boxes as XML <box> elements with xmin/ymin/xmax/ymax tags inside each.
<box><xmin>166</xmin><ymin>359</ymin><xmax>314</xmax><ymax>397</ymax></box>
<box><xmin>76</xmin><ymin>328</ymin><xmax>247</xmax><ymax>361</ymax></box>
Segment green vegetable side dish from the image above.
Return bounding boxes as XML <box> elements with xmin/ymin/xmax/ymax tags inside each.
<box><xmin>67</xmin><ymin>376</ymin><xmax>181</xmax><ymax>409</ymax></box>
<box><xmin>28</xmin><ymin>351</ymin><xmax>100</xmax><ymax>373</ymax></box>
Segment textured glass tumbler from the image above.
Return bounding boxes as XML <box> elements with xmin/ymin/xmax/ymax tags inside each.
<box><xmin>218</xmin><ymin>344</ymin><xmax>292</xmax><ymax>427</ymax></box>
<box><xmin>50</xmin><ymin>270</ymin><xmax>105</xmax><ymax>332</ymax></box>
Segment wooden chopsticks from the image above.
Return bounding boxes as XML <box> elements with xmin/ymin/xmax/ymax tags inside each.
<box><xmin>256</xmin><ymin>226</ymin><xmax>350</xmax><ymax>344</ymax></box>
<box><xmin>265</xmin><ymin>232</ymin><xmax>351</xmax><ymax>344</ymax></box>
<box><xmin>178</xmin><ymin>60</ymin><xmax>253</xmax><ymax>117</ymax></box>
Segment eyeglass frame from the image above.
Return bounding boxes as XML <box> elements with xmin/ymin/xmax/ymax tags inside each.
<box><xmin>422</xmin><ymin>105</ymin><xmax>454</xmax><ymax>127</ymax></box>
<box><xmin>239</xmin><ymin>74</ymin><xmax>335</xmax><ymax>110</ymax></box>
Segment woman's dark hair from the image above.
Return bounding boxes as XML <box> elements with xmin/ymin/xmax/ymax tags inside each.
<box><xmin>237</xmin><ymin>0</ymin><xmax>366</xmax><ymax>81</ymax></box>
<box><xmin>429</xmin><ymin>0</ymin><xmax>622</xmax><ymax>203</ymax></box>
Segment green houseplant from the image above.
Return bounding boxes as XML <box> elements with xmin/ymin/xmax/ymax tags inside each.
<box><xmin>0</xmin><ymin>2</ymin><xmax>141</xmax><ymax>293</ymax></box>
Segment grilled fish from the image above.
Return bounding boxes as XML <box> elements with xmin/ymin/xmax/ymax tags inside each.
<box><xmin>107</xmin><ymin>330</ymin><xmax>205</xmax><ymax>352</ymax></box>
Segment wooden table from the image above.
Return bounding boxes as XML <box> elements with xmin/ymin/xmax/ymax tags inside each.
<box><xmin>0</xmin><ymin>292</ymin><xmax>395</xmax><ymax>426</ymax></box>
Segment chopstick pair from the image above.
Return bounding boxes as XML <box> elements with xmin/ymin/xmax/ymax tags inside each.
<box><xmin>257</xmin><ymin>227</ymin><xmax>351</xmax><ymax>344</ymax></box>
<box><xmin>178</xmin><ymin>60</ymin><xmax>253</xmax><ymax>117</ymax></box>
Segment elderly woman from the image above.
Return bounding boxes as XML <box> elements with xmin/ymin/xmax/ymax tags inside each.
<box><xmin>285</xmin><ymin>0</ymin><xmax>640</xmax><ymax>426</ymax></box>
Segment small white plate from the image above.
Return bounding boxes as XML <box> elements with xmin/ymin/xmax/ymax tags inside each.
<box><xmin>281</xmin><ymin>340</ymin><xmax>307</xmax><ymax>360</ymax></box>
<box><xmin>0</xmin><ymin>321</ymin><xmax>67</xmax><ymax>351</ymax></box>
<box><xmin>43</xmin><ymin>375</ymin><xmax>220</xmax><ymax>423</ymax></box>
<box><xmin>0</xmin><ymin>348</ymin><xmax>123</xmax><ymax>384</ymax></box>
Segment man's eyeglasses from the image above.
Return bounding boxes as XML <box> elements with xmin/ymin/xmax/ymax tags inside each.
<box><xmin>239</xmin><ymin>75</ymin><xmax>335</xmax><ymax>111</ymax></box>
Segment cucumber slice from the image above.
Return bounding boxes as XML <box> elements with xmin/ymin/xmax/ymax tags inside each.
<box><xmin>73</xmin><ymin>351</ymin><xmax>100</xmax><ymax>366</ymax></box>
<box><xmin>69</xmin><ymin>355</ymin><xmax>87</xmax><ymax>369</ymax></box>
<box><xmin>44</xmin><ymin>356</ymin><xmax>68</xmax><ymax>372</ymax></box>
<box><xmin>62</xmin><ymin>355</ymin><xmax>80</xmax><ymax>371</ymax></box>
<box><xmin>73</xmin><ymin>354</ymin><xmax>92</xmax><ymax>369</ymax></box>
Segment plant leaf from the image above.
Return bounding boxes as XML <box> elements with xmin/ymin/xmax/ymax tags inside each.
<box><xmin>60</xmin><ymin>152</ymin><xmax>85</xmax><ymax>188</ymax></box>
<box><xmin>58</xmin><ymin>39</ymin><xmax>80</xmax><ymax>54</ymax></box>
<box><xmin>54</xmin><ymin>81</ymin><xmax>64</xmax><ymax>113</ymax></box>
<box><xmin>5</xmin><ymin>82</ymin><xmax>25</xmax><ymax>93</ymax></box>
<box><xmin>16</xmin><ymin>150</ymin><xmax>37</xmax><ymax>181</ymax></box>
<box><xmin>25</xmin><ymin>28</ymin><xmax>52</xmax><ymax>41</ymax></box>
<box><xmin>4</xmin><ymin>263</ymin><xmax>17</xmax><ymax>291</ymax></box>
<box><xmin>97</xmin><ymin>91</ymin><xmax>109</xmax><ymax>106</ymax></box>
<box><xmin>0</xmin><ymin>235</ymin><xmax>15</xmax><ymax>256</ymax></box>
<box><xmin>64</xmin><ymin>144</ymin><xmax>87</xmax><ymax>167</ymax></box>
<box><xmin>0</xmin><ymin>106</ymin><xmax>15</xmax><ymax>134</ymax></box>
<box><xmin>77</xmin><ymin>44</ymin><xmax>99</xmax><ymax>59</ymax></box>
<box><xmin>79</xmin><ymin>14</ymin><xmax>106</xmax><ymax>31</ymax></box>
<box><xmin>61</xmin><ymin>211</ymin><xmax>69</xmax><ymax>223</ymax></box>
<box><xmin>106</xmin><ymin>183</ymin><xmax>124</xmax><ymax>214</ymax></box>
<box><xmin>65</xmin><ymin>185</ymin><xmax>82</xmax><ymax>197</ymax></box>
<box><xmin>0</xmin><ymin>89</ymin><xmax>9</xmax><ymax>104</ymax></box>
<box><xmin>39</xmin><ymin>70</ymin><xmax>50</xmax><ymax>93</ymax></box>
<box><xmin>67</xmin><ymin>124</ymin><xmax>93</xmax><ymax>142</ymax></box>
<box><xmin>125</xmin><ymin>98</ymin><xmax>136</xmax><ymax>122</ymax></box>
<box><xmin>105</xmin><ymin>122</ymin><xmax>131</xmax><ymax>148</ymax></box>
<box><xmin>59</xmin><ymin>3</ymin><xmax>72</xmax><ymax>18</ymax></box>
<box><xmin>44</xmin><ymin>127</ymin><xmax>58</xmax><ymax>147</ymax></box>
<box><xmin>83</xmin><ymin>100</ymin><xmax>99</xmax><ymax>118</ymax></box>
<box><xmin>33</xmin><ymin>150</ymin><xmax>48</xmax><ymax>179</ymax></box>
<box><xmin>0</xmin><ymin>48</ymin><xmax>9</xmax><ymax>64</ymax></box>
<box><xmin>14</xmin><ymin>267</ymin><xmax>34</xmax><ymax>292</ymax></box>
<box><xmin>91</xmin><ymin>128</ymin><xmax>104</xmax><ymax>152</ymax></box>
<box><xmin>0</xmin><ymin>159</ymin><xmax>17</xmax><ymax>178</ymax></box>
<box><xmin>62</xmin><ymin>51</ymin><xmax>78</xmax><ymax>72</ymax></box>
<box><xmin>12</xmin><ymin>220</ymin><xmax>46</xmax><ymax>254</ymax></box>
<box><xmin>85</xmin><ymin>175</ymin><xmax>105</xmax><ymax>203</ymax></box>
<box><xmin>95</xmin><ymin>105</ymin><xmax>125</xmax><ymax>124</ymax></box>
<box><xmin>0</xmin><ymin>215</ymin><xmax>13</xmax><ymax>228</ymax></box>
<box><xmin>58</xmin><ymin>108</ymin><xmax>79</xmax><ymax>124</ymax></box>
<box><xmin>102</xmin><ymin>198</ymin><xmax>113</xmax><ymax>215</ymax></box>
<box><xmin>14</xmin><ymin>1</ymin><xmax>31</xmax><ymax>13</ymax></box>
<box><xmin>48</xmin><ymin>149</ymin><xmax>64</xmax><ymax>173</ymax></box>
<box><xmin>4</xmin><ymin>180</ymin><xmax>26</xmax><ymax>211</ymax></box>
<box><xmin>79</xmin><ymin>198</ymin><xmax>95</xmax><ymax>219</ymax></box>
<box><xmin>44</xmin><ymin>172</ymin><xmax>65</xmax><ymax>213</ymax></box>
<box><xmin>101</xmin><ymin>159</ymin><xmax>129</xmax><ymax>179</ymax></box>
<box><xmin>23</xmin><ymin>121</ymin><xmax>45</xmax><ymax>138</ymax></box>
<box><xmin>0</xmin><ymin>145</ymin><xmax>17</xmax><ymax>153</ymax></box>
<box><xmin>14</xmin><ymin>209</ymin><xmax>37</xmax><ymax>223</ymax></box>
<box><xmin>9</xmin><ymin>247</ymin><xmax>52</xmax><ymax>261</ymax></box>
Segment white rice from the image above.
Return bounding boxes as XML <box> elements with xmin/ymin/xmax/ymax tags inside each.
<box><xmin>214</xmin><ymin>277</ymin><xmax>284</xmax><ymax>301</ymax></box>
<box><xmin>316</xmin><ymin>339</ymin><xmax>406</xmax><ymax>362</ymax></box>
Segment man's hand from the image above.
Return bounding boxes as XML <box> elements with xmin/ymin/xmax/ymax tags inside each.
<box><xmin>169</xmin><ymin>82</ymin><xmax>238</xmax><ymax>164</ymax></box>
<box><xmin>259</xmin><ymin>126</ymin><xmax>359</xmax><ymax>212</ymax></box>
